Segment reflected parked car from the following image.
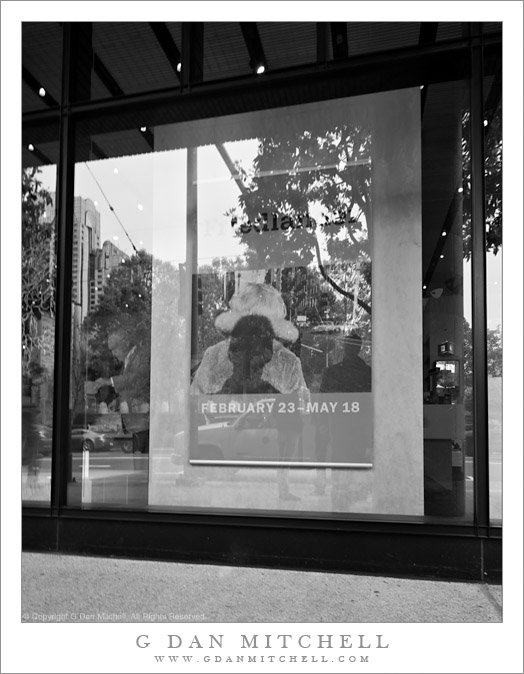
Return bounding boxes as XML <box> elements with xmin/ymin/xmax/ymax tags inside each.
<box><xmin>22</xmin><ymin>423</ymin><xmax>53</xmax><ymax>463</ymax></box>
<box><xmin>71</xmin><ymin>427</ymin><xmax>114</xmax><ymax>452</ymax></box>
<box><xmin>173</xmin><ymin>404</ymin><xmax>317</xmax><ymax>465</ymax></box>
<box><xmin>310</xmin><ymin>322</ymin><xmax>338</xmax><ymax>333</ymax></box>
<box><xmin>23</xmin><ymin>423</ymin><xmax>114</xmax><ymax>459</ymax></box>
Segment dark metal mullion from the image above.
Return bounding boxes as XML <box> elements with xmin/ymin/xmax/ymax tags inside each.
<box><xmin>419</xmin><ymin>23</ymin><xmax>439</xmax><ymax>117</ymax></box>
<box><xmin>469</xmin><ymin>33</ymin><xmax>490</xmax><ymax>530</ymax></box>
<box><xmin>181</xmin><ymin>23</ymin><xmax>204</xmax><ymax>87</ymax></box>
<box><xmin>50</xmin><ymin>24</ymin><xmax>76</xmax><ymax>512</ymax></box>
<box><xmin>330</xmin><ymin>23</ymin><xmax>348</xmax><ymax>59</ymax></box>
<box><xmin>316</xmin><ymin>22</ymin><xmax>329</xmax><ymax>64</ymax></box>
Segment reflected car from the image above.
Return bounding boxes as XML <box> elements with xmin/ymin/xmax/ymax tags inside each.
<box><xmin>173</xmin><ymin>407</ymin><xmax>317</xmax><ymax>465</ymax></box>
<box><xmin>23</xmin><ymin>424</ymin><xmax>114</xmax><ymax>457</ymax></box>
<box><xmin>310</xmin><ymin>322</ymin><xmax>336</xmax><ymax>333</ymax></box>
<box><xmin>70</xmin><ymin>427</ymin><xmax>114</xmax><ymax>453</ymax></box>
<box><xmin>22</xmin><ymin>424</ymin><xmax>53</xmax><ymax>463</ymax></box>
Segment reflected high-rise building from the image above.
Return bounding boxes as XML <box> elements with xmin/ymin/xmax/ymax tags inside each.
<box><xmin>43</xmin><ymin>194</ymin><xmax>129</xmax><ymax>320</ymax></box>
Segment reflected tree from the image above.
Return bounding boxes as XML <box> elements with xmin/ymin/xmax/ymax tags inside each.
<box><xmin>228</xmin><ymin>124</ymin><xmax>373</xmax><ymax>318</ymax></box>
<box><xmin>86</xmin><ymin>250</ymin><xmax>152</xmax><ymax>403</ymax></box>
<box><xmin>461</xmin><ymin>105</ymin><xmax>502</xmax><ymax>260</ymax></box>
<box><xmin>22</xmin><ymin>167</ymin><xmax>56</xmax><ymax>400</ymax></box>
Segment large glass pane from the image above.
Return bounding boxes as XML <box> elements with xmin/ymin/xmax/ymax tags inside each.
<box><xmin>67</xmin><ymin>151</ymin><xmax>158</xmax><ymax>507</ymax></box>
<box><xmin>22</xmin><ymin>134</ymin><xmax>58</xmax><ymax>504</ymax></box>
<box><xmin>422</xmin><ymin>79</ymin><xmax>473</xmax><ymax>520</ymax></box>
<box><xmin>484</xmin><ymin>60</ymin><xmax>502</xmax><ymax>524</ymax></box>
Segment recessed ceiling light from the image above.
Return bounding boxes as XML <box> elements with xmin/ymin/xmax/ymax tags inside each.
<box><xmin>140</xmin><ymin>126</ymin><xmax>147</xmax><ymax>133</ymax></box>
<box><xmin>38</xmin><ymin>87</ymin><xmax>46</xmax><ymax>97</ymax></box>
<box><xmin>28</xmin><ymin>143</ymin><xmax>35</xmax><ymax>151</ymax></box>
<box><xmin>177</xmin><ymin>62</ymin><xmax>182</xmax><ymax>72</ymax></box>
<box><xmin>256</xmin><ymin>64</ymin><xmax>265</xmax><ymax>75</ymax></box>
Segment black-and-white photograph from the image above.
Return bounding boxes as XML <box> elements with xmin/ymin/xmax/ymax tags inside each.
<box><xmin>3</xmin><ymin>3</ymin><xmax>522</xmax><ymax>673</ymax></box>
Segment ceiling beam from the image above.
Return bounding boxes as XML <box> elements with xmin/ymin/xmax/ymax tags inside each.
<box><xmin>149</xmin><ymin>22</ymin><xmax>182</xmax><ymax>84</ymax></box>
<box><xmin>26</xmin><ymin>145</ymin><xmax>53</xmax><ymax>165</ymax></box>
<box><xmin>90</xmin><ymin>141</ymin><xmax>108</xmax><ymax>160</ymax></box>
<box><xmin>140</xmin><ymin>127</ymin><xmax>155</xmax><ymax>150</ymax></box>
<box><xmin>239</xmin><ymin>22</ymin><xmax>267</xmax><ymax>72</ymax></box>
<box><xmin>22</xmin><ymin>66</ymin><xmax>59</xmax><ymax>107</ymax></box>
<box><xmin>93</xmin><ymin>53</ymin><xmax>124</xmax><ymax>97</ymax></box>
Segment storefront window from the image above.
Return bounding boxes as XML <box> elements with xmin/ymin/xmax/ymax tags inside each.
<box><xmin>67</xmin><ymin>86</ymin><xmax>432</xmax><ymax>516</ymax></box>
<box><xmin>22</xmin><ymin>160</ymin><xmax>57</xmax><ymax>504</ymax></box>
<box><xmin>64</xmin><ymin>57</ymin><xmax>490</xmax><ymax>524</ymax></box>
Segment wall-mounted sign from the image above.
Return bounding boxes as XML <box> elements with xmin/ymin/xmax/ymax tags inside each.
<box><xmin>438</xmin><ymin>341</ymin><xmax>455</xmax><ymax>355</ymax></box>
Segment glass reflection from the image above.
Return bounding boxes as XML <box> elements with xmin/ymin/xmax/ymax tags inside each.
<box><xmin>22</xmin><ymin>166</ymin><xmax>56</xmax><ymax>503</ymax></box>
<box><xmin>484</xmin><ymin>80</ymin><xmax>502</xmax><ymax>523</ymax></box>
<box><xmin>68</xmin><ymin>158</ymin><xmax>156</xmax><ymax>507</ymax></box>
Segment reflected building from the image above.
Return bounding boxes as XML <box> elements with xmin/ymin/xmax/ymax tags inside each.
<box><xmin>44</xmin><ymin>195</ymin><xmax>129</xmax><ymax>320</ymax></box>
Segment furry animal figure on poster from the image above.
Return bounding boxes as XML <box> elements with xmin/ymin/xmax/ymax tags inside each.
<box><xmin>190</xmin><ymin>282</ymin><xmax>307</xmax><ymax>396</ymax></box>
<box><xmin>191</xmin><ymin>282</ymin><xmax>308</xmax><ymax>501</ymax></box>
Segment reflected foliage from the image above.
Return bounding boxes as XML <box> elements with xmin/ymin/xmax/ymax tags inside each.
<box><xmin>461</xmin><ymin>105</ymin><xmax>502</xmax><ymax>260</ymax></box>
<box><xmin>22</xmin><ymin>167</ymin><xmax>56</xmax><ymax>383</ymax></box>
<box><xmin>86</xmin><ymin>250</ymin><xmax>152</xmax><ymax>402</ymax></box>
<box><xmin>231</xmin><ymin>125</ymin><xmax>372</xmax><ymax>314</ymax></box>
<box><xmin>462</xmin><ymin>319</ymin><xmax>502</xmax><ymax>388</ymax></box>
